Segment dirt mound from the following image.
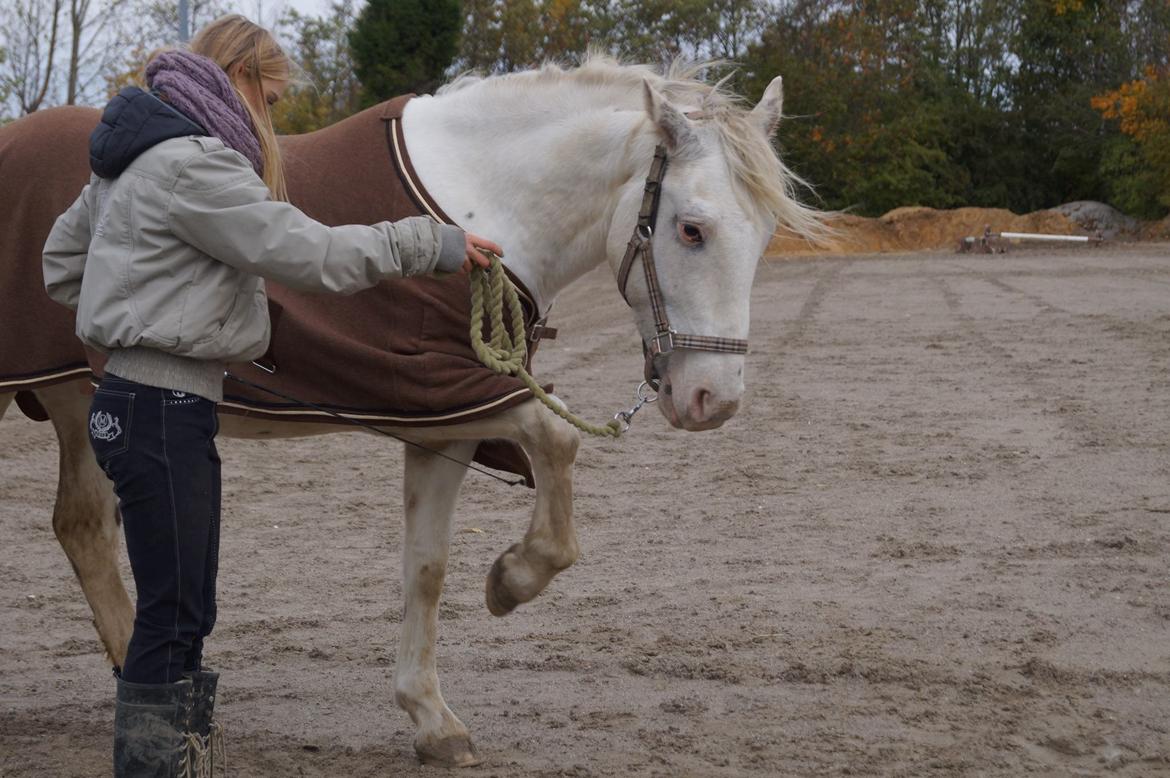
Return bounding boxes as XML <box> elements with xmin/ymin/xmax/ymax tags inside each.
<box><xmin>769</xmin><ymin>205</ymin><xmax>1087</xmax><ymax>255</ymax></box>
<box><xmin>1055</xmin><ymin>201</ymin><xmax>1140</xmax><ymax>240</ymax></box>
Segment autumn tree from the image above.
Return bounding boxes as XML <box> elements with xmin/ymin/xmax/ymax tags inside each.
<box><xmin>605</xmin><ymin>0</ymin><xmax>720</xmax><ymax>62</ymax></box>
<box><xmin>740</xmin><ymin>0</ymin><xmax>1170</xmax><ymax>217</ymax></box>
<box><xmin>271</xmin><ymin>0</ymin><xmax>363</xmax><ymax>134</ymax></box>
<box><xmin>1121</xmin><ymin>0</ymin><xmax>1170</xmax><ymax>71</ymax></box>
<box><xmin>457</xmin><ymin>0</ymin><xmax>604</xmax><ymax>73</ymax></box>
<box><xmin>744</xmin><ymin>0</ymin><xmax>971</xmax><ymax>215</ymax></box>
<box><xmin>104</xmin><ymin>0</ymin><xmax>234</xmax><ymax>95</ymax></box>
<box><xmin>1093</xmin><ymin>65</ymin><xmax>1170</xmax><ymax>217</ymax></box>
<box><xmin>457</xmin><ymin>0</ymin><xmax>502</xmax><ymax>70</ymax></box>
<box><xmin>0</xmin><ymin>46</ymin><xmax>11</xmax><ymax>122</ymax></box>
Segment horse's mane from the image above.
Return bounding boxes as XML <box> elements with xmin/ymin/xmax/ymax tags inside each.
<box><xmin>440</xmin><ymin>55</ymin><xmax>825</xmax><ymax>241</ymax></box>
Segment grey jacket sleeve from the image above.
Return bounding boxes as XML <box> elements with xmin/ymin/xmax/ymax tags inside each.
<box><xmin>43</xmin><ymin>185</ymin><xmax>93</xmax><ymax>311</ymax></box>
<box><xmin>167</xmin><ymin>147</ymin><xmax>466</xmax><ymax>294</ymax></box>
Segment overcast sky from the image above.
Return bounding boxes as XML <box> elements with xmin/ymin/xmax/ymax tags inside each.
<box><xmin>284</xmin><ymin>0</ymin><xmax>339</xmax><ymax>16</ymax></box>
<box><xmin>269</xmin><ymin>0</ymin><xmax>356</xmax><ymax>24</ymax></box>
<box><xmin>221</xmin><ymin>0</ymin><xmax>360</xmax><ymax>34</ymax></box>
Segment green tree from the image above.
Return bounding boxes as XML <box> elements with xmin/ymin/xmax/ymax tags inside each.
<box><xmin>1008</xmin><ymin>0</ymin><xmax>1135</xmax><ymax>211</ymax></box>
<box><xmin>349</xmin><ymin>0</ymin><xmax>460</xmax><ymax>101</ymax></box>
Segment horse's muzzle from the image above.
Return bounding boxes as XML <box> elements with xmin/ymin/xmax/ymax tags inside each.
<box><xmin>658</xmin><ymin>377</ymin><xmax>741</xmax><ymax>431</ymax></box>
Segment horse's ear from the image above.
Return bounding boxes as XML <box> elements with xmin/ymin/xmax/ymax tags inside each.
<box><xmin>750</xmin><ymin>76</ymin><xmax>784</xmax><ymax>137</ymax></box>
<box><xmin>642</xmin><ymin>80</ymin><xmax>699</xmax><ymax>155</ymax></box>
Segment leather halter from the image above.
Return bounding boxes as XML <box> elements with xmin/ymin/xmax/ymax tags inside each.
<box><xmin>616</xmin><ymin>145</ymin><xmax>750</xmax><ymax>389</ymax></box>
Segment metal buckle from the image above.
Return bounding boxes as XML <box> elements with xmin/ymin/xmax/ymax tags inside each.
<box><xmin>612</xmin><ymin>381</ymin><xmax>658</xmax><ymax>432</ymax></box>
<box><xmin>649</xmin><ymin>330</ymin><xmax>675</xmax><ymax>356</ymax></box>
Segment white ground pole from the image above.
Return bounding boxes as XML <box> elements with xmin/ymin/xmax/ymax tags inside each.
<box><xmin>957</xmin><ymin>229</ymin><xmax>1101</xmax><ymax>253</ymax></box>
<box><xmin>998</xmin><ymin>232</ymin><xmax>1094</xmax><ymax>242</ymax></box>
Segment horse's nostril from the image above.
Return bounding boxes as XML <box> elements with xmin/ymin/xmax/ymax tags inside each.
<box><xmin>691</xmin><ymin>389</ymin><xmax>713</xmax><ymax>420</ymax></box>
<box><xmin>686</xmin><ymin>387</ymin><xmax>740</xmax><ymax>426</ymax></box>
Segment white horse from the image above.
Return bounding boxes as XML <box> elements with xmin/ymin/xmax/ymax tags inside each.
<box><xmin>1</xmin><ymin>57</ymin><xmax>820</xmax><ymax>766</ymax></box>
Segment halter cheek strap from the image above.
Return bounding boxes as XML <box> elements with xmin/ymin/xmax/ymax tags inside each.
<box><xmin>616</xmin><ymin>145</ymin><xmax>749</xmax><ymax>389</ymax></box>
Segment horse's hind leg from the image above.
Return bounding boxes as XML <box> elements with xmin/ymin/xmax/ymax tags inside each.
<box><xmin>36</xmin><ymin>380</ymin><xmax>134</xmax><ymax>665</ymax></box>
<box><xmin>484</xmin><ymin>400</ymin><xmax>581</xmax><ymax>616</ymax></box>
<box><xmin>396</xmin><ymin>439</ymin><xmax>481</xmax><ymax>767</ymax></box>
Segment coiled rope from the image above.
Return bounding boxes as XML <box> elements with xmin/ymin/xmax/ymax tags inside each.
<box><xmin>469</xmin><ymin>254</ymin><xmax>622</xmax><ymax>438</ymax></box>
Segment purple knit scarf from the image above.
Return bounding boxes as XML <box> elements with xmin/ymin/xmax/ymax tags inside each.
<box><xmin>145</xmin><ymin>50</ymin><xmax>264</xmax><ymax>176</ymax></box>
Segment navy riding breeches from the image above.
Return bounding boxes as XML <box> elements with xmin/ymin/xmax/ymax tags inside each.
<box><xmin>88</xmin><ymin>374</ymin><xmax>221</xmax><ymax>684</ymax></box>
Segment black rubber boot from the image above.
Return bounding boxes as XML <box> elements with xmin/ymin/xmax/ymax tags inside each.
<box><xmin>185</xmin><ymin>671</ymin><xmax>218</xmax><ymax>738</ymax></box>
<box><xmin>113</xmin><ymin>675</ymin><xmax>195</xmax><ymax>777</ymax></box>
<box><xmin>185</xmin><ymin>670</ymin><xmax>224</xmax><ymax>774</ymax></box>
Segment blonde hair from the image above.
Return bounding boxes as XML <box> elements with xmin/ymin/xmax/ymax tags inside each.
<box><xmin>190</xmin><ymin>15</ymin><xmax>290</xmax><ymax>200</ymax></box>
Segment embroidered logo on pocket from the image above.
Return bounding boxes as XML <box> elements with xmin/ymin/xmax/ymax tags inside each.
<box><xmin>89</xmin><ymin>411</ymin><xmax>123</xmax><ymax>442</ymax></box>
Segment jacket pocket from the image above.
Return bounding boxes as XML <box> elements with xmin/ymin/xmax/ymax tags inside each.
<box><xmin>185</xmin><ymin>260</ymin><xmax>248</xmax><ymax>350</ymax></box>
<box><xmin>191</xmin><ymin>288</ymin><xmax>241</xmax><ymax>347</ymax></box>
<box><xmin>88</xmin><ymin>388</ymin><xmax>134</xmax><ymax>466</ymax></box>
<box><xmin>188</xmin><ymin>277</ymin><xmax>269</xmax><ymax>361</ymax></box>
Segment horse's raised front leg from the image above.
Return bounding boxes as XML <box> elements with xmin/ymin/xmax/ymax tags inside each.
<box><xmin>483</xmin><ymin>400</ymin><xmax>581</xmax><ymax>617</ymax></box>
<box><xmin>396</xmin><ymin>439</ymin><xmax>481</xmax><ymax>767</ymax></box>
<box><xmin>35</xmin><ymin>380</ymin><xmax>134</xmax><ymax>665</ymax></box>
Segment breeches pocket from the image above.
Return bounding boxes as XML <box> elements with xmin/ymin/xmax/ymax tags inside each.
<box><xmin>88</xmin><ymin>388</ymin><xmax>134</xmax><ymax>466</ymax></box>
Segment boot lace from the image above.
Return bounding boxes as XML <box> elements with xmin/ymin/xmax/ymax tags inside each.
<box><xmin>179</xmin><ymin>722</ymin><xmax>226</xmax><ymax>777</ymax></box>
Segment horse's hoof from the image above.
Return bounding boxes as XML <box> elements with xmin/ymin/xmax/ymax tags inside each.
<box><xmin>415</xmin><ymin>734</ymin><xmax>482</xmax><ymax>767</ymax></box>
<box><xmin>485</xmin><ymin>544</ymin><xmax>522</xmax><ymax>617</ymax></box>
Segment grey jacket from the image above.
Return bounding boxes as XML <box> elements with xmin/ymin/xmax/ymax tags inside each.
<box><xmin>43</xmin><ymin>134</ymin><xmax>465</xmax><ymax>401</ymax></box>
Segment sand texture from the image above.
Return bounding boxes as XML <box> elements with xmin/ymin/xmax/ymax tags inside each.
<box><xmin>2</xmin><ymin>243</ymin><xmax>1169</xmax><ymax>776</ymax></box>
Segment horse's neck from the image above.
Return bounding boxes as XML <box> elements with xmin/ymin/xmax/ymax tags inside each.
<box><xmin>403</xmin><ymin>89</ymin><xmax>651</xmax><ymax>312</ymax></box>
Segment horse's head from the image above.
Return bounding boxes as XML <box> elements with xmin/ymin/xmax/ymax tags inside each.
<box><xmin>607</xmin><ymin>74</ymin><xmax>819</xmax><ymax>431</ymax></box>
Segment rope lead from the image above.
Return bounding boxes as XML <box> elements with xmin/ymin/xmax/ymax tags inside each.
<box><xmin>469</xmin><ymin>255</ymin><xmax>623</xmax><ymax>438</ymax></box>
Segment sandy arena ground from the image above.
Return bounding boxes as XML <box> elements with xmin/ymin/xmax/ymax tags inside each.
<box><xmin>2</xmin><ymin>243</ymin><xmax>1169</xmax><ymax>777</ymax></box>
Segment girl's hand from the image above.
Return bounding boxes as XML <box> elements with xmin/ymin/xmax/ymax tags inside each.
<box><xmin>463</xmin><ymin>233</ymin><xmax>503</xmax><ymax>272</ymax></box>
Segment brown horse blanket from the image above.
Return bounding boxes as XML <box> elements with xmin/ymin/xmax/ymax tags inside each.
<box><xmin>0</xmin><ymin>96</ymin><xmax>545</xmax><ymax>484</ymax></box>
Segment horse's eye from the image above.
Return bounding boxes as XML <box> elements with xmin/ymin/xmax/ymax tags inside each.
<box><xmin>678</xmin><ymin>222</ymin><xmax>704</xmax><ymax>245</ymax></box>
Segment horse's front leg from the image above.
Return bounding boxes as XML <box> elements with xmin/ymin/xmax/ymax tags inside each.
<box><xmin>484</xmin><ymin>400</ymin><xmax>581</xmax><ymax>616</ymax></box>
<box><xmin>35</xmin><ymin>381</ymin><xmax>135</xmax><ymax>664</ymax></box>
<box><xmin>396</xmin><ymin>439</ymin><xmax>481</xmax><ymax>767</ymax></box>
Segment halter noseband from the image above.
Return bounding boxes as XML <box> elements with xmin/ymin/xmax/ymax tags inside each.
<box><xmin>616</xmin><ymin>145</ymin><xmax>750</xmax><ymax>390</ymax></box>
